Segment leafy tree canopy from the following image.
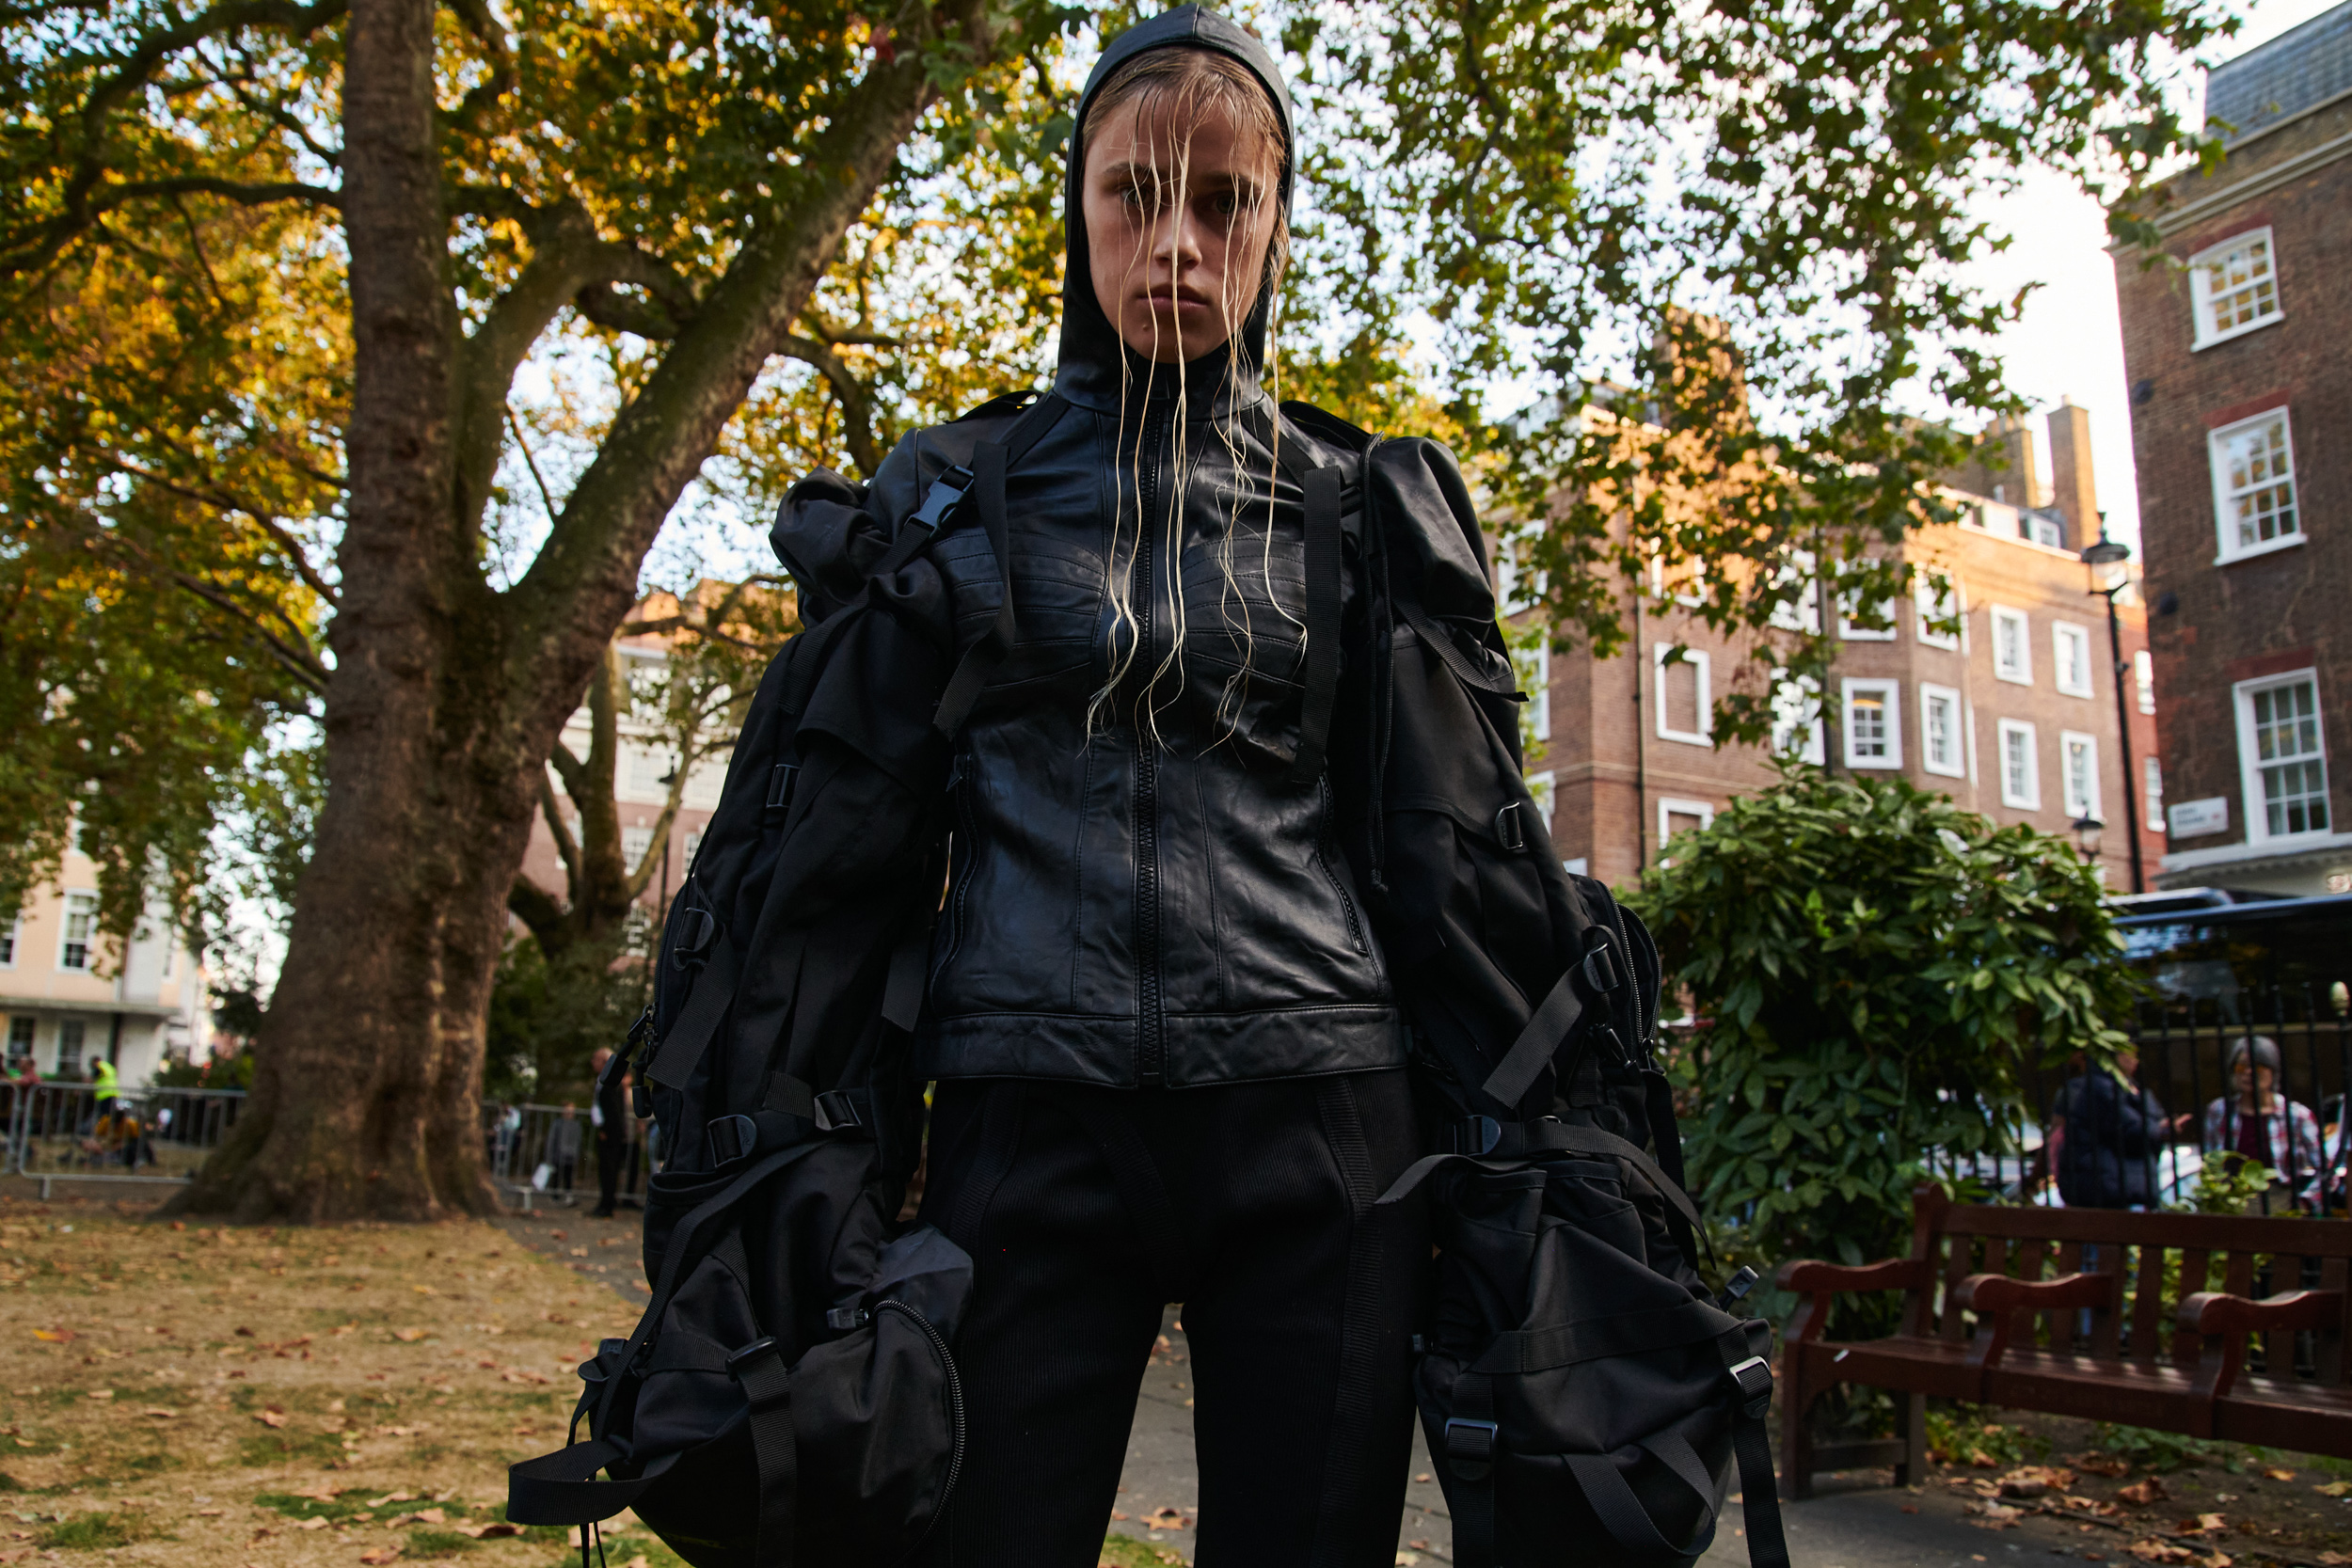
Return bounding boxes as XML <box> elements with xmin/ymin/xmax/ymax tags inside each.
<box><xmin>1626</xmin><ymin>768</ymin><xmax>2145</xmax><ymax>1282</ymax></box>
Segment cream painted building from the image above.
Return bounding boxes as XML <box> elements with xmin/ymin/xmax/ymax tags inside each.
<box><xmin>1</xmin><ymin>849</ymin><xmax>209</xmax><ymax>1085</ymax></box>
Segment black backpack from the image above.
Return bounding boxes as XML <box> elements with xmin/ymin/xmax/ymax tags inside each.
<box><xmin>506</xmin><ymin>392</ymin><xmax>1066</xmax><ymax>1567</ymax></box>
<box><xmin>1297</xmin><ymin>406</ymin><xmax>1793</xmax><ymax>1568</ymax></box>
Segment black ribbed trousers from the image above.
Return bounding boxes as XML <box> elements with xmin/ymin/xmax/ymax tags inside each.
<box><xmin>915</xmin><ymin>1069</ymin><xmax>1428</xmax><ymax>1568</ymax></box>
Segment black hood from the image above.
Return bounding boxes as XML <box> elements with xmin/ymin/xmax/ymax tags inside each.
<box><xmin>1054</xmin><ymin>5</ymin><xmax>1295</xmax><ymax>415</ymax></box>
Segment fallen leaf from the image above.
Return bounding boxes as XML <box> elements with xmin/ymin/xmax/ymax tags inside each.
<box><xmin>619</xmin><ymin>1558</ymin><xmax>650</xmax><ymax>1568</ymax></box>
<box><xmin>456</xmin><ymin>1523</ymin><xmax>521</xmax><ymax>1539</ymax></box>
<box><xmin>1142</xmin><ymin>1506</ymin><xmax>1191</xmax><ymax>1529</ymax></box>
<box><xmin>1966</xmin><ymin>1501</ymin><xmax>2022</xmax><ymax>1528</ymax></box>
<box><xmin>84</xmin><ymin>1389</ymin><xmax>112</xmax><ymax>1402</ymax></box>
<box><xmin>365</xmin><ymin>1494</ymin><xmax>414</xmax><ymax>1508</ymax></box>
<box><xmin>254</xmin><ymin>1408</ymin><xmax>287</xmax><ymax>1429</ymax></box>
<box><xmin>2125</xmin><ymin>1540</ymin><xmax>2191</xmax><ymax>1563</ymax></box>
<box><xmin>234</xmin><ymin>1325</ymin><xmax>254</xmax><ymax>1338</ymax></box>
<box><xmin>29</xmin><ymin>1330</ymin><xmax>72</xmax><ymax>1343</ymax></box>
<box><xmin>390</xmin><ymin>1328</ymin><xmax>427</xmax><ymax>1342</ymax></box>
<box><xmin>2073</xmin><ymin>1453</ymin><xmax>2133</xmax><ymax>1479</ymax></box>
<box><xmin>2316</xmin><ymin>1553</ymin><xmax>2352</xmax><ymax>1566</ymax></box>
<box><xmin>2319</xmin><ymin>1481</ymin><xmax>2352</xmax><ymax>1499</ymax></box>
<box><xmin>1413</xmin><ymin>1473</ymin><xmax>1432</xmax><ymax>1484</ymax></box>
<box><xmin>2263</xmin><ymin>1467</ymin><xmax>2295</xmax><ymax>1481</ymax></box>
<box><xmin>2119</xmin><ymin>1478</ymin><xmax>2169</xmax><ymax>1507</ymax></box>
<box><xmin>1999</xmin><ymin>1465</ymin><xmax>2076</xmax><ymax>1497</ymax></box>
<box><xmin>140</xmin><ymin>1407</ymin><xmax>177</xmax><ymax>1418</ymax></box>
<box><xmin>195</xmin><ymin>1509</ymin><xmax>225</xmax><ymax>1517</ymax></box>
<box><xmin>297</xmin><ymin>1516</ymin><xmax>329</xmax><ymax>1531</ymax></box>
<box><xmin>358</xmin><ymin>1551</ymin><xmax>399</xmax><ymax>1564</ymax></box>
<box><xmin>1901</xmin><ymin>1504</ymin><xmax>1920</xmax><ymax>1514</ymax></box>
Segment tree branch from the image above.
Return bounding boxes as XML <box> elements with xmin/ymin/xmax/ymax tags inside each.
<box><xmin>779</xmin><ymin>333</ymin><xmax>884</xmax><ymax>478</ymax></box>
<box><xmin>97</xmin><ymin>455</ymin><xmax>342</xmax><ymax>606</ymax></box>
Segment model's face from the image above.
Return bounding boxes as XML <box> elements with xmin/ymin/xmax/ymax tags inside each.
<box><xmin>1083</xmin><ymin>91</ymin><xmax>1279</xmax><ymax>365</ymax></box>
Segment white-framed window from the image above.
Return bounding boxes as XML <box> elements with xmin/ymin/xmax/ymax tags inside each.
<box><xmin>5</xmin><ymin>1018</ymin><xmax>30</xmax><ymax>1064</ymax></box>
<box><xmin>2235</xmin><ymin>671</ymin><xmax>2329</xmax><ymax>841</ymax></box>
<box><xmin>1653</xmin><ymin>645</ymin><xmax>1712</xmax><ymax>746</ymax></box>
<box><xmin>1841</xmin><ymin>678</ymin><xmax>1902</xmax><ymax>769</ymax></box>
<box><xmin>2189</xmin><ymin>228</ymin><xmax>2281</xmax><ymax>348</ymax></box>
<box><xmin>1998</xmin><ymin>720</ymin><xmax>2041</xmax><ymax>810</ymax></box>
<box><xmin>1494</xmin><ymin>533</ymin><xmax>1546</xmax><ymax>616</ymax></box>
<box><xmin>1770</xmin><ymin>674</ymin><xmax>1825</xmax><ymax>766</ymax></box>
<box><xmin>58</xmin><ymin>891</ymin><xmax>97</xmax><ymax>973</ymax></box>
<box><xmin>1563</xmin><ymin>856</ymin><xmax>1590</xmax><ymax>877</ymax></box>
<box><xmin>1526</xmin><ymin>769</ymin><xmax>1557</xmax><ymax>830</ymax></box>
<box><xmin>2209</xmin><ymin>408</ymin><xmax>2300</xmax><ymax>562</ymax></box>
<box><xmin>56</xmin><ymin>1020</ymin><xmax>84</xmax><ymax>1073</ymax></box>
<box><xmin>2053</xmin><ymin>622</ymin><xmax>2095</xmax><ymax>699</ymax></box>
<box><xmin>2135</xmin><ymin>650</ymin><xmax>2155</xmax><ymax>716</ymax></box>
<box><xmin>1515</xmin><ymin>642</ymin><xmax>1552</xmax><ymax>742</ymax></box>
<box><xmin>1991</xmin><ymin>606</ymin><xmax>2032</xmax><ymax>685</ymax></box>
<box><xmin>622</xmin><ymin>825</ymin><xmax>655</xmax><ymax>867</ymax></box>
<box><xmin>1914</xmin><ymin>573</ymin><xmax>1963</xmax><ymax>651</ymax></box>
<box><xmin>1647</xmin><ymin>553</ymin><xmax>1705</xmax><ymax>607</ymax></box>
<box><xmin>2061</xmin><ymin>731</ymin><xmax>2101</xmax><ymax>820</ymax></box>
<box><xmin>625</xmin><ymin>743</ymin><xmax>675</xmax><ymax>801</ymax></box>
<box><xmin>1768</xmin><ymin>549</ymin><xmax>1820</xmax><ymax>634</ymax></box>
<box><xmin>2023</xmin><ymin>511</ymin><xmax>2066</xmax><ymax>549</ymax></box>
<box><xmin>683</xmin><ymin>756</ymin><xmax>727</xmax><ymax>812</ymax></box>
<box><xmin>2144</xmin><ymin>756</ymin><xmax>2166</xmax><ymax>835</ymax></box>
<box><xmin>1658</xmin><ymin>798</ymin><xmax>1715</xmax><ymax>847</ymax></box>
<box><xmin>1919</xmin><ymin>683</ymin><xmax>1965</xmax><ymax>779</ymax></box>
<box><xmin>1837</xmin><ymin>590</ymin><xmax>1898</xmax><ymax>641</ymax></box>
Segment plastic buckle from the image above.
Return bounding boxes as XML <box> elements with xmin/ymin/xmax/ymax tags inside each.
<box><xmin>1581</xmin><ymin>941</ymin><xmax>1623</xmax><ymax>994</ymax></box>
<box><xmin>823</xmin><ymin>1306</ymin><xmax>872</xmax><ymax>1333</ymax></box>
<box><xmin>724</xmin><ymin>1336</ymin><xmax>781</xmax><ymax>1380</ymax></box>
<box><xmin>707</xmin><ymin>1113</ymin><xmax>757</xmax><ymax>1166</ymax></box>
<box><xmin>907</xmin><ymin>465</ymin><xmax>975</xmax><ymax>531</ymax></box>
<box><xmin>1450</xmin><ymin>1115</ymin><xmax>1502</xmax><ymax>1157</ymax></box>
<box><xmin>669</xmin><ymin>907</ymin><xmax>716</xmax><ymax>967</ymax></box>
<box><xmin>1444</xmin><ymin>1418</ymin><xmax>1500</xmax><ymax>1480</ymax></box>
<box><xmin>763</xmin><ymin>762</ymin><xmax>800</xmax><ymax>823</ymax></box>
<box><xmin>813</xmin><ymin>1089</ymin><xmax>862</xmax><ymax>1133</ymax></box>
<box><xmin>1494</xmin><ymin>801</ymin><xmax>1527</xmax><ymax>853</ymax></box>
<box><xmin>1725</xmin><ymin>1354</ymin><xmax>1774</xmax><ymax>1418</ymax></box>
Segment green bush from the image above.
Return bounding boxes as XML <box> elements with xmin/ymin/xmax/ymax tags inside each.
<box><xmin>1628</xmin><ymin>769</ymin><xmax>2141</xmax><ymax>1300</ymax></box>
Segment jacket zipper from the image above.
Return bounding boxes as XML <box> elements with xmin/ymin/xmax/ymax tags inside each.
<box><xmin>1134</xmin><ymin>403</ymin><xmax>1168</xmax><ymax>1088</ymax></box>
<box><xmin>932</xmin><ymin>752</ymin><xmax>976</xmax><ymax>989</ymax></box>
<box><xmin>1312</xmin><ymin>774</ymin><xmax>1369</xmax><ymax>955</ymax></box>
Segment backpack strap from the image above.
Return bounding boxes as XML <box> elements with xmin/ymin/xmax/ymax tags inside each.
<box><xmin>1722</xmin><ymin>1329</ymin><xmax>1792</xmax><ymax>1568</ymax></box>
<box><xmin>1287</xmin><ymin>461</ymin><xmax>1344</xmax><ymax>784</ymax></box>
<box><xmin>931</xmin><ymin>393</ymin><xmax>1069</xmax><ymax>736</ymax></box>
<box><xmin>1439</xmin><ymin>1370</ymin><xmax>1500</xmax><ymax>1566</ymax></box>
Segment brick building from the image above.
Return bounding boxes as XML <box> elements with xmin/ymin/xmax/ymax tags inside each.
<box><xmin>1522</xmin><ymin>404</ymin><xmax>2163</xmax><ymax>891</ymax></box>
<box><xmin>2114</xmin><ymin>0</ymin><xmax>2352</xmax><ymax>895</ymax></box>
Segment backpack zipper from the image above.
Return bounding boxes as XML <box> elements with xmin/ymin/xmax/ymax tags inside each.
<box><xmin>1133</xmin><ymin>402</ymin><xmax>1168</xmax><ymax>1088</ymax></box>
<box><xmin>877</xmin><ymin>1300</ymin><xmax>967</xmax><ymax>1522</ymax></box>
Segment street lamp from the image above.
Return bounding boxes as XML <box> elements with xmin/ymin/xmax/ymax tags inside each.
<box><xmin>2071</xmin><ymin>815</ymin><xmax>2105</xmax><ymax>860</ymax></box>
<box><xmin>2079</xmin><ymin>524</ymin><xmax>2144</xmax><ymax>894</ymax></box>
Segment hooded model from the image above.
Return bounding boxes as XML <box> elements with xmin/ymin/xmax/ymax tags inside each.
<box><xmin>774</xmin><ymin>8</ymin><xmax>1427</xmax><ymax>1563</ymax></box>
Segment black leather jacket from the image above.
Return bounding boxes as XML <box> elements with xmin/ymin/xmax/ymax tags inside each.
<box><xmin>774</xmin><ymin>8</ymin><xmax>1403</xmax><ymax>1089</ymax></box>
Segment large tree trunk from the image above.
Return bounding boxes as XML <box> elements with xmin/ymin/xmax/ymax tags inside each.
<box><xmin>174</xmin><ymin>0</ymin><xmax>1002</xmax><ymax>1222</ymax></box>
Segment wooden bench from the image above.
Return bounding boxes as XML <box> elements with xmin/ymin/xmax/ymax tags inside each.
<box><xmin>1772</xmin><ymin>1185</ymin><xmax>2352</xmax><ymax>1497</ymax></box>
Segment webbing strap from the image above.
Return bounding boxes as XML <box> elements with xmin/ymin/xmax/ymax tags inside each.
<box><xmin>1479</xmin><ymin>966</ymin><xmax>1586</xmax><ymax>1113</ymax></box>
<box><xmin>1724</xmin><ymin>1335</ymin><xmax>1792</xmax><ymax>1568</ymax></box>
<box><xmin>1288</xmin><ymin>464</ymin><xmax>1344</xmax><ymax>784</ymax></box>
<box><xmin>733</xmin><ymin>1341</ymin><xmax>798</xmax><ymax>1567</ymax></box>
<box><xmin>927</xmin><ymin>396</ymin><xmax>1068</xmax><ymax>738</ymax></box>
<box><xmin>506</xmin><ymin>1440</ymin><xmax>679</xmax><ymax>1525</ymax></box>
<box><xmin>1442</xmin><ymin>1373</ymin><xmax>1499</xmax><ymax>1568</ymax></box>
<box><xmin>1374</xmin><ymin>1124</ymin><xmax>1707</xmax><ymax>1243</ymax></box>
<box><xmin>645</xmin><ymin>939</ymin><xmax>742</xmax><ymax>1093</ymax></box>
<box><xmin>1395</xmin><ymin>599</ymin><xmax>1521</xmax><ymax>698</ymax></box>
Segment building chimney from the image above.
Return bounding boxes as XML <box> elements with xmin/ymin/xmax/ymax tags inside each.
<box><xmin>2046</xmin><ymin>397</ymin><xmax>2098</xmax><ymax>551</ymax></box>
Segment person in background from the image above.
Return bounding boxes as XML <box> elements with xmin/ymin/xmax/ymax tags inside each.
<box><xmin>590</xmin><ymin>1046</ymin><xmax>628</xmax><ymax>1219</ymax></box>
<box><xmin>546</xmin><ymin>1103</ymin><xmax>584</xmax><ymax>1202</ymax></box>
<box><xmin>2046</xmin><ymin>1046</ymin><xmax>2168</xmax><ymax>1209</ymax></box>
<box><xmin>88</xmin><ymin>1057</ymin><xmax>118</xmax><ymax>1123</ymax></box>
<box><xmin>2197</xmin><ymin>1036</ymin><xmax>2325</xmax><ymax>1211</ymax></box>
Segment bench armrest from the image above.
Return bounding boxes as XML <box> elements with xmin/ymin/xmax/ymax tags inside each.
<box><xmin>1956</xmin><ymin>1271</ymin><xmax>2121</xmax><ymax>1317</ymax></box>
<box><xmin>1775</xmin><ymin>1258</ymin><xmax>1927</xmax><ymax>1294</ymax></box>
<box><xmin>2178</xmin><ymin>1289</ymin><xmax>2344</xmax><ymax>1337</ymax></box>
<box><xmin>2180</xmin><ymin>1290</ymin><xmax>2344</xmax><ymax>1402</ymax></box>
<box><xmin>1958</xmin><ymin>1272</ymin><xmax>2122</xmax><ymax>1375</ymax></box>
<box><xmin>1776</xmin><ymin>1257</ymin><xmax>1929</xmax><ymax>1346</ymax></box>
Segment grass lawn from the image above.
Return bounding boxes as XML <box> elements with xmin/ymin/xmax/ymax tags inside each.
<box><xmin>0</xmin><ymin>1191</ymin><xmax>672</xmax><ymax>1568</ymax></box>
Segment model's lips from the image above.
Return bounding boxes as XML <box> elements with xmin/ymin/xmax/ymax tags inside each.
<box><xmin>1140</xmin><ymin>288</ymin><xmax>1215</xmax><ymax>313</ymax></box>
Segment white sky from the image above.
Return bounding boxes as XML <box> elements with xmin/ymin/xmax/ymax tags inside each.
<box><xmin>1960</xmin><ymin>0</ymin><xmax>2343</xmax><ymax>555</ymax></box>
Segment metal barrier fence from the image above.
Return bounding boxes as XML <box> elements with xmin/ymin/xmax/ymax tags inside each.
<box><xmin>483</xmin><ymin>1101</ymin><xmax>655</xmax><ymax>1214</ymax></box>
<box><xmin>1930</xmin><ymin>979</ymin><xmax>2352</xmax><ymax>1215</ymax></box>
<box><xmin>2</xmin><ymin>1083</ymin><xmax>247</xmax><ymax>1198</ymax></box>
